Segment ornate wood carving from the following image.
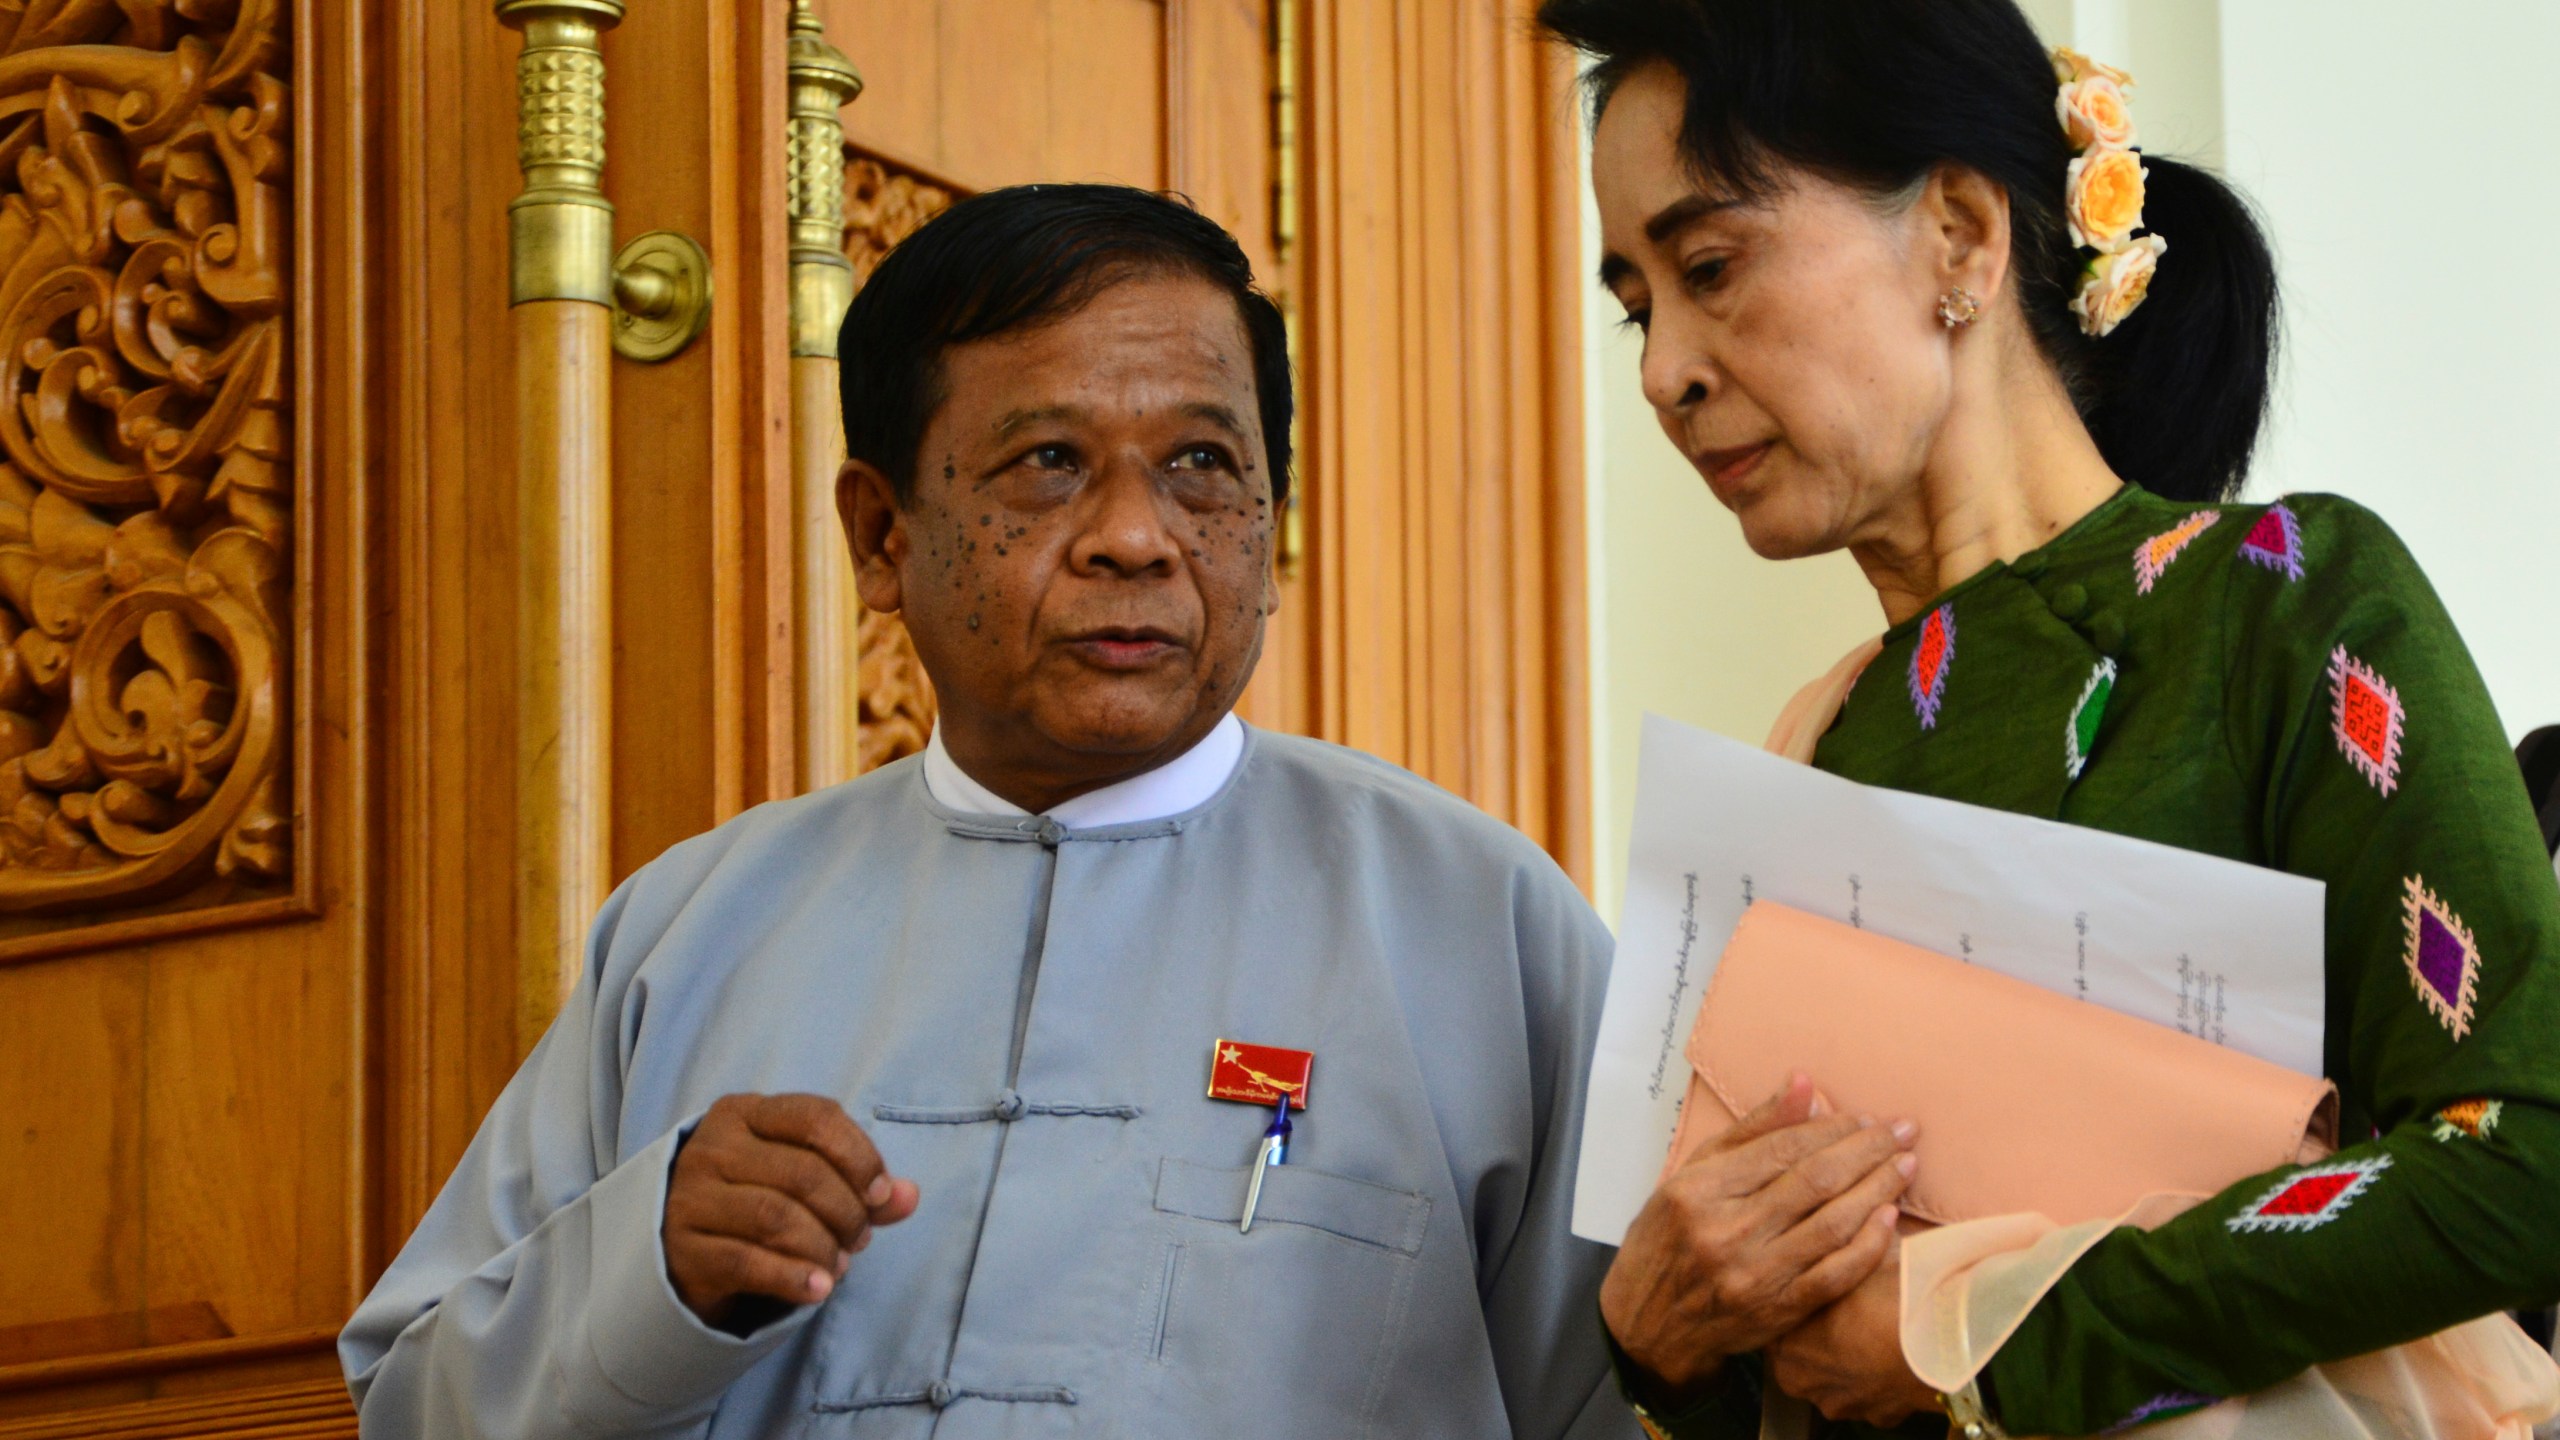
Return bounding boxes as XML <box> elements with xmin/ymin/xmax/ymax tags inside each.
<box><xmin>853</xmin><ymin>606</ymin><xmax>930</xmax><ymax>773</ymax></box>
<box><xmin>0</xmin><ymin>2</ymin><xmax>292</xmax><ymax>917</ymax></box>
<box><xmin>842</xmin><ymin>155</ymin><xmax>952</xmax><ymax>282</ymax></box>
<box><xmin>841</xmin><ymin>153</ymin><xmax>953</xmax><ymax>772</ymax></box>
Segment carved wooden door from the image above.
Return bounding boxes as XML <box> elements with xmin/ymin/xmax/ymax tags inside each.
<box><xmin>0</xmin><ymin>3</ymin><xmax>1584</xmax><ymax>1435</ymax></box>
<box><xmin>0</xmin><ymin>0</ymin><xmax>358</xmax><ymax>1432</ymax></box>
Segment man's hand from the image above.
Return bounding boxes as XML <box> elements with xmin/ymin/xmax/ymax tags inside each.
<box><xmin>1765</xmin><ymin>1254</ymin><xmax>1938</xmax><ymax>1427</ymax></box>
<box><xmin>663</xmin><ymin>1094</ymin><xmax>922</xmax><ymax>1331</ymax></box>
<box><xmin>1599</xmin><ymin>1074</ymin><xmax>1915</xmax><ymax>1402</ymax></box>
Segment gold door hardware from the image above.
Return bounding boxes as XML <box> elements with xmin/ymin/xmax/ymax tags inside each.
<box><xmin>787</xmin><ymin>0</ymin><xmax>863</xmax><ymax>359</ymax></box>
<box><xmin>611</xmin><ymin>231</ymin><xmax>714</xmax><ymax>362</ymax></box>
<box><xmin>496</xmin><ymin>0</ymin><xmax>622</xmax><ymax>1043</ymax></box>
<box><xmin>1272</xmin><ymin>0</ymin><xmax>1306</xmax><ymax>579</ymax></box>
<box><xmin>785</xmin><ymin>0</ymin><xmax>866</xmax><ymax>789</ymax></box>
<box><xmin>496</xmin><ymin>0</ymin><xmax>622</xmax><ymax>305</ymax></box>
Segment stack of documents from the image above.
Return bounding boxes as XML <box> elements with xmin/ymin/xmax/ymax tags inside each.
<box><xmin>1570</xmin><ymin>715</ymin><xmax>2326</xmax><ymax>1247</ymax></box>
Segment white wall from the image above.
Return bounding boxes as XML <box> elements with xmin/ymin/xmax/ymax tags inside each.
<box><xmin>2220</xmin><ymin>0</ymin><xmax>2560</xmax><ymax>744</ymax></box>
<box><xmin>1584</xmin><ymin>2</ymin><xmax>2558</xmax><ymax>917</ymax></box>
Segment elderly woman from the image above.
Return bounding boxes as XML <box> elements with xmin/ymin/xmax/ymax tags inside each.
<box><xmin>1542</xmin><ymin>0</ymin><xmax>2560</xmax><ymax>1436</ymax></box>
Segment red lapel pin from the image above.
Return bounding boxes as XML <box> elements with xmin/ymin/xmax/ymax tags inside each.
<box><xmin>1207</xmin><ymin>1038</ymin><xmax>1313</xmax><ymax>1109</ymax></box>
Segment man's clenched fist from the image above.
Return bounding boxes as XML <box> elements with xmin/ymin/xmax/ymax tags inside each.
<box><xmin>663</xmin><ymin>1093</ymin><xmax>922</xmax><ymax>1331</ymax></box>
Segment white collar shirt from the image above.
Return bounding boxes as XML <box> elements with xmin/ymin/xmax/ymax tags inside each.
<box><xmin>920</xmin><ymin>712</ymin><xmax>1247</xmax><ymax>828</ymax></box>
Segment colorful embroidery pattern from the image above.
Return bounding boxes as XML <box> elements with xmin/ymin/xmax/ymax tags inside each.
<box><xmin>2133</xmin><ymin>510</ymin><xmax>2221</xmax><ymax>594</ymax></box>
<box><xmin>2327</xmin><ymin>647</ymin><xmax>2405</xmax><ymax>796</ymax></box>
<box><xmin>2433</xmin><ymin>1098</ymin><xmax>2503</xmax><ymax>1143</ymax></box>
<box><xmin>2237</xmin><ymin>503</ymin><xmax>2304</xmax><ymax>581</ymax></box>
<box><xmin>1909</xmin><ymin>604</ymin><xmax>1956</xmax><ymax>730</ymax></box>
<box><xmin>2104</xmin><ymin>1392</ymin><xmax>2217</xmax><ymax>1433</ymax></box>
<box><xmin>2403</xmin><ymin>876</ymin><xmax>2482</xmax><ymax>1040</ymax></box>
<box><xmin>2226</xmin><ymin>1154</ymin><xmax>2392</xmax><ymax>1233</ymax></box>
<box><xmin>2065</xmin><ymin>658</ymin><xmax>2117</xmax><ymax>780</ymax></box>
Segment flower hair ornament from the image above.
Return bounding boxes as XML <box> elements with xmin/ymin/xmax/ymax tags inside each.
<box><xmin>2053</xmin><ymin>46</ymin><xmax>2166</xmax><ymax>337</ymax></box>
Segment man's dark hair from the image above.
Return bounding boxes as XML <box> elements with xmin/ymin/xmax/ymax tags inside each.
<box><xmin>838</xmin><ymin>183</ymin><xmax>1294</xmax><ymax>509</ymax></box>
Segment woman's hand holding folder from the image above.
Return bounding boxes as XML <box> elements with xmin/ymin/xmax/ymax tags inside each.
<box><xmin>1600</xmin><ymin>1073</ymin><xmax>1920</xmax><ymax>1408</ymax></box>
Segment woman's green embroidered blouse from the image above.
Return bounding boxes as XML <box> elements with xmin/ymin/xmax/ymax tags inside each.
<box><xmin>1638</xmin><ymin>485</ymin><xmax>2560</xmax><ymax>1437</ymax></box>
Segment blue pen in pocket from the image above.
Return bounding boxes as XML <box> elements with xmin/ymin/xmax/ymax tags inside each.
<box><xmin>1239</xmin><ymin>1092</ymin><xmax>1292</xmax><ymax>1233</ymax></box>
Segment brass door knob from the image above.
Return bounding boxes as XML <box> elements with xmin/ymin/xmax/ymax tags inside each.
<box><xmin>611</xmin><ymin>230</ymin><xmax>712</xmax><ymax>362</ymax></box>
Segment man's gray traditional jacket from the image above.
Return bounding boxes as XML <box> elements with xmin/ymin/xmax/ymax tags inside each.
<box><xmin>340</xmin><ymin>728</ymin><xmax>1633</xmax><ymax>1439</ymax></box>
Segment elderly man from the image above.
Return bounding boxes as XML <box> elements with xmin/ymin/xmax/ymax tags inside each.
<box><xmin>340</xmin><ymin>184</ymin><xmax>1630</xmax><ymax>1439</ymax></box>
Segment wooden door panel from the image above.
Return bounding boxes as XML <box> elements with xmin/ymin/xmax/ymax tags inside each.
<box><xmin>140</xmin><ymin>944</ymin><xmax>351</xmax><ymax>1339</ymax></box>
<box><xmin>830</xmin><ymin>0</ymin><xmax>1169</xmax><ymax>190</ymax></box>
<box><xmin>0</xmin><ymin>934</ymin><xmax>355</xmax><ymax>1422</ymax></box>
<box><xmin>0</xmin><ymin>958</ymin><xmax>143</xmax><ymax>1348</ymax></box>
<box><xmin>1036</xmin><ymin>0</ymin><xmax>1168</xmax><ymax>184</ymax></box>
<box><xmin>597</xmin><ymin>0</ymin><xmax>795</xmax><ymax>866</ymax></box>
<box><xmin>0</xmin><ymin>0</ymin><xmax>365</xmax><ymax>1425</ymax></box>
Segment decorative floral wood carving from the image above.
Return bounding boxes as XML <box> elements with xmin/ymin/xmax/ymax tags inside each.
<box><xmin>0</xmin><ymin>2</ymin><xmax>292</xmax><ymax>912</ymax></box>
<box><xmin>843</xmin><ymin>156</ymin><xmax>953</xmax><ymax>284</ymax></box>
<box><xmin>853</xmin><ymin>607</ymin><xmax>931</xmax><ymax>775</ymax></box>
<box><xmin>843</xmin><ymin>152</ymin><xmax>954</xmax><ymax>772</ymax></box>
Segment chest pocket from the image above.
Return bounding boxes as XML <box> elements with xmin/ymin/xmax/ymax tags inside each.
<box><xmin>1142</xmin><ymin>1157</ymin><xmax>1432</xmax><ymax>1430</ymax></box>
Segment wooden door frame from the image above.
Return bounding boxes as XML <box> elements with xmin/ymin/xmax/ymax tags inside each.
<box><xmin>1295</xmin><ymin>0</ymin><xmax>1592</xmax><ymax>882</ymax></box>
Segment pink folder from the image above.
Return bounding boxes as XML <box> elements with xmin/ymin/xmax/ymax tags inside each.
<box><xmin>1661</xmin><ymin>901</ymin><xmax>2337</xmax><ymax>1224</ymax></box>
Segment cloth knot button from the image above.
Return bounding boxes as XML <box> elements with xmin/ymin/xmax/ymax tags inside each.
<box><xmin>928</xmin><ymin>1381</ymin><xmax>957</xmax><ymax>1410</ymax></box>
<box><xmin>2047</xmin><ymin>582</ymin><xmax>2089</xmax><ymax>620</ymax></box>
<box><xmin>1035</xmin><ymin>818</ymin><xmax>1067</xmax><ymax>846</ymax></box>
<box><xmin>2088</xmin><ymin>609</ymin><xmax>2126</xmax><ymax>655</ymax></box>
<box><xmin>993</xmin><ymin>1090</ymin><xmax>1027</xmax><ymax>1122</ymax></box>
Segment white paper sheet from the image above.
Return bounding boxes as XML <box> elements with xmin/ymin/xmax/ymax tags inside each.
<box><xmin>1570</xmin><ymin>713</ymin><xmax>2327</xmax><ymax>1246</ymax></box>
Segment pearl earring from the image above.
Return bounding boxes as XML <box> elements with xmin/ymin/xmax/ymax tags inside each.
<box><xmin>1937</xmin><ymin>286</ymin><xmax>1981</xmax><ymax>329</ymax></box>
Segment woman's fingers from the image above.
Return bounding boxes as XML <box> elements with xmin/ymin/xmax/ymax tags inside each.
<box><xmin>1704</xmin><ymin>1072</ymin><xmax>1822</xmax><ymax>1155</ymax></box>
<box><xmin>1781</xmin><ymin>1201</ymin><xmax>1899</xmax><ymax>1317</ymax></box>
<box><xmin>1738</xmin><ymin>1116</ymin><xmax>1910</xmax><ymax>1220</ymax></box>
<box><xmin>1699</xmin><ymin>1113</ymin><xmax>1867</xmax><ymax>1196</ymax></box>
<box><xmin>1740</xmin><ymin>1071</ymin><xmax>1822</xmax><ymax>1137</ymax></box>
<box><xmin>1771</xmin><ymin>1148</ymin><xmax>1914</xmax><ymax>1272</ymax></box>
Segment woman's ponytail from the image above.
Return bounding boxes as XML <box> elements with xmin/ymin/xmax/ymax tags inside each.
<box><xmin>2072</xmin><ymin>156</ymin><xmax>2280</xmax><ymax>502</ymax></box>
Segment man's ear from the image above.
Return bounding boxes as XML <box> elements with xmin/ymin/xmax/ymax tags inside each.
<box><xmin>1925</xmin><ymin>163</ymin><xmax>2015</xmax><ymax>310</ymax></box>
<box><xmin>838</xmin><ymin>458</ymin><xmax>907</xmax><ymax>614</ymax></box>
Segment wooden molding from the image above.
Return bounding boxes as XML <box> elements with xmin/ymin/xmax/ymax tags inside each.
<box><xmin>0</xmin><ymin>1378</ymin><xmax>352</xmax><ymax>1439</ymax></box>
<box><xmin>0</xmin><ymin>1329</ymin><xmax>338</xmax><ymax>1400</ymax></box>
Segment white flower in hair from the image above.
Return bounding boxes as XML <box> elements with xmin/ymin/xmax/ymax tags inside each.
<box><xmin>2051</xmin><ymin>46</ymin><xmax>2133</xmax><ymax>89</ymax></box>
<box><xmin>2057</xmin><ymin>73</ymin><xmax>2136</xmax><ymax>151</ymax></box>
<box><xmin>2051</xmin><ymin>46</ymin><xmax>2162</xmax><ymax>337</ymax></box>
<box><xmin>2071</xmin><ymin>234</ymin><xmax>2169</xmax><ymax>338</ymax></box>
<box><xmin>2065</xmin><ymin>147</ymin><xmax>2147</xmax><ymax>250</ymax></box>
